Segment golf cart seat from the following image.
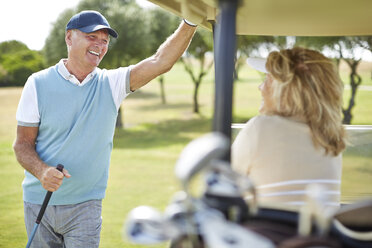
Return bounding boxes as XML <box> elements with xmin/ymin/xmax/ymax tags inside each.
<box><xmin>331</xmin><ymin>199</ymin><xmax>372</xmax><ymax>247</ymax></box>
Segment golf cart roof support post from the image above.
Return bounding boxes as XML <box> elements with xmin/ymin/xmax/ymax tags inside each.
<box><xmin>212</xmin><ymin>0</ymin><xmax>238</xmax><ymax>162</ymax></box>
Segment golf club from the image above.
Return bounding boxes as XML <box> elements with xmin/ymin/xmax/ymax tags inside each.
<box><xmin>199</xmin><ymin>209</ymin><xmax>275</xmax><ymax>248</ymax></box>
<box><xmin>25</xmin><ymin>164</ymin><xmax>64</xmax><ymax>248</ymax></box>
<box><xmin>125</xmin><ymin>205</ymin><xmax>177</xmax><ymax>244</ymax></box>
<box><xmin>174</xmin><ymin>132</ymin><xmax>229</xmax><ymax>191</ymax></box>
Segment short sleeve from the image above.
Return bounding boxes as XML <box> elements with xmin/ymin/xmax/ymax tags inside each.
<box><xmin>16</xmin><ymin>76</ymin><xmax>40</xmax><ymax>127</ymax></box>
<box><xmin>231</xmin><ymin>117</ymin><xmax>260</xmax><ymax>175</ymax></box>
<box><xmin>106</xmin><ymin>66</ymin><xmax>132</xmax><ymax>110</ymax></box>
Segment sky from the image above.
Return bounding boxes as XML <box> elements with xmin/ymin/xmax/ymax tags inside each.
<box><xmin>0</xmin><ymin>0</ymin><xmax>155</xmax><ymax>51</ymax></box>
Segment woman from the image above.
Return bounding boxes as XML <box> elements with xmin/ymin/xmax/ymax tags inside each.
<box><xmin>232</xmin><ymin>47</ymin><xmax>346</xmax><ymax>208</ymax></box>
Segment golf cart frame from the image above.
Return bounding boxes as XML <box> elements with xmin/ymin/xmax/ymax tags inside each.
<box><xmin>127</xmin><ymin>0</ymin><xmax>372</xmax><ymax>247</ymax></box>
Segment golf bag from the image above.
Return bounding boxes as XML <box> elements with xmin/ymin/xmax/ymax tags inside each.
<box><xmin>125</xmin><ymin>133</ymin><xmax>372</xmax><ymax>248</ymax></box>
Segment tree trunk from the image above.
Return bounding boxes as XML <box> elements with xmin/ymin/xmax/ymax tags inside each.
<box><xmin>234</xmin><ymin>61</ymin><xmax>240</xmax><ymax>81</ymax></box>
<box><xmin>233</xmin><ymin>53</ymin><xmax>245</xmax><ymax>81</ymax></box>
<box><xmin>342</xmin><ymin>59</ymin><xmax>362</xmax><ymax>124</ymax></box>
<box><xmin>193</xmin><ymin>81</ymin><xmax>201</xmax><ymax>113</ymax></box>
<box><xmin>116</xmin><ymin>107</ymin><xmax>123</xmax><ymax>128</ymax></box>
<box><xmin>158</xmin><ymin>75</ymin><xmax>166</xmax><ymax>104</ymax></box>
<box><xmin>234</xmin><ymin>53</ymin><xmax>239</xmax><ymax>81</ymax></box>
<box><xmin>181</xmin><ymin>57</ymin><xmax>213</xmax><ymax>114</ymax></box>
<box><xmin>342</xmin><ymin>109</ymin><xmax>352</xmax><ymax>125</ymax></box>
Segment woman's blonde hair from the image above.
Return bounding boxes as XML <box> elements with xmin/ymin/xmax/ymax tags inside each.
<box><xmin>265</xmin><ymin>47</ymin><xmax>346</xmax><ymax>156</ymax></box>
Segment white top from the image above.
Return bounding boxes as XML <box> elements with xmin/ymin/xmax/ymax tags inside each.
<box><xmin>16</xmin><ymin>59</ymin><xmax>131</xmax><ymax>125</ymax></box>
<box><xmin>232</xmin><ymin>115</ymin><xmax>342</xmax><ymax>207</ymax></box>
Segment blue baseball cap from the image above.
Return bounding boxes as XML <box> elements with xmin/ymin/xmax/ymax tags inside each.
<box><xmin>66</xmin><ymin>10</ymin><xmax>118</xmax><ymax>38</ymax></box>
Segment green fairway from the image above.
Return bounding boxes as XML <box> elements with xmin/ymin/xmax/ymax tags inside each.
<box><xmin>0</xmin><ymin>62</ymin><xmax>371</xmax><ymax>247</ymax></box>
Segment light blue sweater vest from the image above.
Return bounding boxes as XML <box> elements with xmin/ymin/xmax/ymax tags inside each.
<box><xmin>23</xmin><ymin>65</ymin><xmax>118</xmax><ymax>205</ymax></box>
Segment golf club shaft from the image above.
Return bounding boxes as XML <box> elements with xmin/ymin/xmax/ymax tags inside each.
<box><xmin>25</xmin><ymin>164</ymin><xmax>64</xmax><ymax>248</ymax></box>
<box><xmin>26</xmin><ymin>224</ymin><xmax>38</xmax><ymax>248</ymax></box>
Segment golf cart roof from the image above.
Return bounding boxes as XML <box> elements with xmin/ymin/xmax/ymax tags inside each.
<box><xmin>149</xmin><ymin>0</ymin><xmax>372</xmax><ymax>36</ymax></box>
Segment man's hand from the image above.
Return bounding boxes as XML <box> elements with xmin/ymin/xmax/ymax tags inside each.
<box><xmin>40</xmin><ymin>167</ymin><xmax>71</xmax><ymax>192</ymax></box>
<box><xmin>14</xmin><ymin>126</ymin><xmax>72</xmax><ymax>192</ymax></box>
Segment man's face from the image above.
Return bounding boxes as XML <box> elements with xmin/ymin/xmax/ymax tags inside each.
<box><xmin>66</xmin><ymin>29</ymin><xmax>109</xmax><ymax>71</ymax></box>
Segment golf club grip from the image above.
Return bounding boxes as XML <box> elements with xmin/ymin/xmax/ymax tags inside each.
<box><xmin>35</xmin><ymin>164</ymin><xmax>64</xmax><ymax>224</ymax></box>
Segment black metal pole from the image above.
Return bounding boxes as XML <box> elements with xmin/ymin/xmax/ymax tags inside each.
<box><xmin>213</xmin><ymin>0</ymin><xmax>238</xmax><ymax>161</ymax></box>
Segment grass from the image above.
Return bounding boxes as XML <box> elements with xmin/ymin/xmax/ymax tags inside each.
<box><xmin>0</xmin><ymin>62</ymin><xmax>371</xmax><ymax>247</ymax></box>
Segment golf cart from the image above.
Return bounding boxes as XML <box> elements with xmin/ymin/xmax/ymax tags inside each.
<box><xmin>125</xmin><ymin>0</ymin><xmax>372</xmax><ymax>247</ymax></box>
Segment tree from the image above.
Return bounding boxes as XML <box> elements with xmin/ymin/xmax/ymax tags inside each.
<box><xmin>147</xmin><ymin>8</ymin><xmax>180</xmax><ymax>104</ymax></box>
<box><xmin>0</xmin><ymin>64</ymin><xmax>9</xmax><ymax>84</ymax></box>
<box><xmin>353</xmin><ymin>36</ymin><xmax>372</xmax><ymax>80</ymax></box>
<box><xmin>295</xmin><ymin>36</ymin><xmax>343</xmax><ymax>66</ymax></box>
<box><xmin>91</xmin><ymin>0</ymin><xmax>149</xmax><ymax>68</ymax></box>
<box><xmin>43</xmin><ymin>8</ymin><xmax>75</xmax><ymax>66</ymax></box>
<box><xmin>337</xmin><ymin>37</ymin><xmax>365</xmax><ymax>124</ymax></box>
<box><xmin>0</xmin><ymin>41</ymin><xmax>44</xmax><ymax>86</ymax></box>
<box><xmin>42</xmin><ymin>0</ymin><xmax>151</xmax><ymax>128</ymax></box>
<box><xmin>181</xmin><ymin>28</ymin><xmax>214</xmax><ymax>113</ymax></box>
<box><xmin>0</xmin><ymin>40</ymin><xmax>28</xmax><ymax>54</ymax></box>
<box><xmin>43</xmin><ymin>0</ymin><xmax>147</xmax><ymax>69</ymax></box>
<box><xmin>354</xmin><ymin>36</ymin><xmax>372</xmax><ymax>53</ymax></box>
<box><xmin>235</xmin><ymin>35</ymin><xmax>276</xmax><ymax>80</ymax></box>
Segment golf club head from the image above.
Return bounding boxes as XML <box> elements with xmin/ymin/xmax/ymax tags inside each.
<box><xmin>204</xmin><ymin>160</ymin><xmax>258</xmax><ymax>215</ymax></box>
<box><xmin>125</xmin><ymin>206</ymin><xmax>172</xmax><ymax>244</ymax></box>
<box><xmin>199</xmin><ymin>210</ymin><xmax>275</xmax><ymax>248</ymax></box>
<box><xmin>164</xmin><ymin>191</ymin><xmax>204</xmax><ymax>237</ymax></box>
<box><xmin>205</xmin><ymin>160</ymin><xmax>244</xmax><ymax>197</ymax></box>
<box><xmin>175</xmin><ymin>132</ymin><xmax>229</xmax><ymax>190</ymax></box>
<box><xmin>164</xmin><ymin>191</ymin><xmax>189</xmax><ymax>220</ymax></box>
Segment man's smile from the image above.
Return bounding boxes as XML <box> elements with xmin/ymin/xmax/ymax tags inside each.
<box><xmin>89</xmin><ymin>50</ymin><xmax>100</xmax><ymax>56</ymax></box>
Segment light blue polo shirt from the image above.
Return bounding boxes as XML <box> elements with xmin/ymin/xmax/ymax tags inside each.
<box><xmin>16</xmin><ymin>60</ymin><xmax>131</xmax><ymax>205</ymax></box>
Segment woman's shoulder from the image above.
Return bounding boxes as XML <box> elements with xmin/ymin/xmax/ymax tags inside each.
<box><xmin>252</xmin><ymin>114</ymin><xmax>307</xmax><ymax>125</ymax></box>
<box><xmin>250</xmin><ymin>115</ymin><xmax>277</xmax><ymax>122</ymax></box>
<box><xmin>240</xmin><ymin>115</ymin><xmax>274</xmax><ymax>136</ymax></box>
<box><xmin>246</xmin><ymin>115</ymin><xmax>308</xmax><ymax>133</ymax></box>
<box><xmin>247</xmin><ymin>115</ymin><xmax>281</xmax><ymax>128</ymax></box>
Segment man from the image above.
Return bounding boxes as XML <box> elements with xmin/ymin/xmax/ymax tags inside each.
<box><xmin>13</xmin><ymin>10</ymin><xmax>196</xmax><ymax>247</ymax></box>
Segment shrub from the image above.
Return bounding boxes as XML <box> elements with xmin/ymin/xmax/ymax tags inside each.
<box><xmin>0</xmin><ymin>41</ymin><xmax>45</xmax><ymax>86</ymax></box>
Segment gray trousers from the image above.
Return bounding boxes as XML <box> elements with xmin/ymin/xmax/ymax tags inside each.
<box><xmin>24</xmin><ymin>200</ymin><xmax>102</xmax><ymax>248</ymax></box>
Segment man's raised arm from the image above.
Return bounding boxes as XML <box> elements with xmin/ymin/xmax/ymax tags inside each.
<box><xmin>130</xmin><ymin>20</ymin><xmax>197</xmax><ymax>91</ymax></box>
